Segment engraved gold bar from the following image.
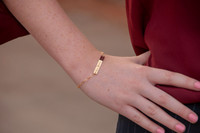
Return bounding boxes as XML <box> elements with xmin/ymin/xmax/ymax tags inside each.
<box><xmin>93</xmin><ymin>60</ymin><xmax>103</xmax><ymax>74</ymax></box>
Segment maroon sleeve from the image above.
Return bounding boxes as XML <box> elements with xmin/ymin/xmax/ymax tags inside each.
<box><xmin>125</xmin><ymin>0</ymin><xmax>152</xmax><ymax>55</ymax></box>
<box><xmin>0</xmin><ymin>1</ymin><xmax>29</xmax><ymax>45</ymax></box>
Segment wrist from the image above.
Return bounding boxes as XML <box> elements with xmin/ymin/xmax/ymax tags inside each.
<box><xmin>77</xmin><ymin>51</ymin><xmax>105</xmax><ymax>88</ymax></box>
<box><xmin>63</xmin><ymin>49</ymin><xmax>103</xmax><ymax>86</ymax></box>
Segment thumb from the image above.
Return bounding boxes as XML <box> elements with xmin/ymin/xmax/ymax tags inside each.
<box><xmin>134</xmin><ymin>51</ymin><xmax>151</xmax><ymax>65</ymax></box>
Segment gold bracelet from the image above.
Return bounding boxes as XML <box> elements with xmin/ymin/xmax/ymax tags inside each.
<box><xmin>77</xmin><ymin>52</ymin><xmax>105</xmax><ymax>88</ymax></box>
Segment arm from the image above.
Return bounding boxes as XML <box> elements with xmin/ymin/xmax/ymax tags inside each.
<box><xmin>3</xmin><ymin>0</ymin><xmax>200</xmax><ymax>132</ymax></box>
<box><xmin>3</xmin><ymin>0</ymin><xmax>100</xmax><ymax>86</ymax></box>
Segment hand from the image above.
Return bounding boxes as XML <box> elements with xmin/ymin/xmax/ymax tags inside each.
<box><xmin>80</xmin><ymin>51</ymin><xmax>200</xmax><ymax>133</ymax></box>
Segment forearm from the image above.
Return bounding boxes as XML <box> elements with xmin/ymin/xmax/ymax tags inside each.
<box><xmin>3</xmin><ymin>0</ymin><xmax>101</xmax><ymax>85</ymax></box>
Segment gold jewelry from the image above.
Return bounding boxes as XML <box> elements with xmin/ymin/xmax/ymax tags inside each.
<box><xmin>77</xmin><ymin>52</ymin><xmax>105</xmax><ymax>88</ymax></box>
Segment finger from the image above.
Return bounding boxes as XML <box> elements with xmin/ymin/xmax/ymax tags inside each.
<box><xmin>141</xmin><ymin>85</ymin><xmax>198</xmax><ymax>124</ymax></box>
<box><xmin>147</xmin><ymin>67</ymin><xmax>200</xmax><ymax>91</ymax></box>
<box><xmin>134</xmin><ymin>51</ymin><xmax>151</xmax><ymax>65</ymax></box>
<box><xmin>121</xmin><ymin>105</ymin><xmax>165</xmax><ymax>133</ymax></box>
<box><xmin>130</xmin><ymin>95</ymin><xmax>186</xmax><ymax>133</ymax></box>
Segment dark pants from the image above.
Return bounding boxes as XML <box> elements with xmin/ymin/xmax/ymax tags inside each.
<box><xmin>116</xmin><ymin>103</ymin><xmax>200</xmax><ymax>133</ymax></box>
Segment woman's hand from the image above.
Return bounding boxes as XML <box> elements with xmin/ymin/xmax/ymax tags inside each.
<box><xmin>80</xmin><ymin>51</ymin><xmax>200</xmax><ymax>133</ymax></box>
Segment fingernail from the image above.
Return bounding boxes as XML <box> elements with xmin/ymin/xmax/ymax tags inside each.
<box><xmin>189</xmin><ymin>113</ymin><xmax>198</xmax><ymax>123</ymax></box>
<box><xmin>175</xmin><ymin>124</ymin><xmax>185</xmax><ymax>132</ymax></box>
<box><xmin>156</xmin><ymin>128</ymin><xmax>165</xmax><ymax>133</ymax></box>
<box><xmin>194</xmin><ymin>81</ymin><xmax>200</xmax><ymax>89</ymax></box>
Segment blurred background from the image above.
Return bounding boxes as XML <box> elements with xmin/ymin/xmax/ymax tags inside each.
<box><xmin>0</xmin><ymin>0</ymin><xmax>135</xmax><ymax>133</ymax></box>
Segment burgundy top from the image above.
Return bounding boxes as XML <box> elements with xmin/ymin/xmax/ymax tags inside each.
<box><xmin>0</xmin><ymin>1</ymin><xmax>29</xmax><ymax>44</ymax></box>
<box><xmin>126</xmin><ymin>0</ymin><xmax>200</xmax><ymax>103</ymax></box>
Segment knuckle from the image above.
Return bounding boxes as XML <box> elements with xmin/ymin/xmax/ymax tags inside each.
<box><xmin>181</xmin><ymin>74</ymin><xmax>193</xmax><ymax>86</ymax></box>
<box><xmin>115</xmin><ymin>102</ymin><xmax>127</xmax><ymax>114</ymax></box>
<box><xmin>134</xmin><ymin>81</ymin><xmax>145</xmax><ymax>90</ymax></box>
<box><xmin>176</xmin><ymin>107</ymin><xmax>190</xmax><ymax>117</ymax></box>
<box><xmin>117</xmin><ymin>105</ymin><xmax>125</xmax><ymax>114</ymax></box>
<box><xmin>157</xmin><ymin>94</ymin><xmax>168</xmax><ymax>105</ymax></box>
<box><xmin>146</xmin><ymin>105</ymin><xmax>157</xmax><ymax>116</ymax></box>
<box><xmin>131</xmin><ymin>114</ymin><xmax>142</xmax><ymax>124</ymax></box>
<box><xmin>147</xmin><ymin>124</ymin><xmax>160</xmax><ymax>133</ymax></box>
<box><xmin>164</xmin><ymin>72</ymin><xmax>175</xmax><ymax>84</ymax></box>
<box><xmin>165</xmin><ymin>117</ymin><xmax>178</xmax><ymax>128</ymax></box>
<box><xmin>136</xmin><ymin>65</ymin><xmax>148</xmax><ymax>74</ymax></box>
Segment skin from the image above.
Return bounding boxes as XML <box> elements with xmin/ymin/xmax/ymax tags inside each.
<box><xmin>3</xmin><ymin>0</ymin><xmax>200</xmax><ymax>132</ymax></box>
